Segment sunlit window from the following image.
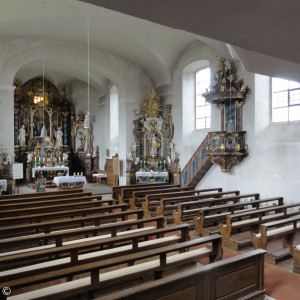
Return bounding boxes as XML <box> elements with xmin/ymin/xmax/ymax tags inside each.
<box><xmin>272</xmin><ymin>77</ymin><xmax>300</xmax><ymax>122</ymax></box>
<box><xmin>196</xmin><ymin>68</ymin><xmax>210</xmax><ymax>129</ymax></box>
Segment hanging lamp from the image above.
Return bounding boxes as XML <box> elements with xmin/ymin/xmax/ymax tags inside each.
<box><xmin>40</xmin><ymin>0</ymin><xmax>47</xmax><ymax>138</ymax></box>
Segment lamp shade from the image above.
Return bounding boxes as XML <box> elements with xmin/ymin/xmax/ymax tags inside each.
<box><xmin>84</xmin><ymin>113</ymin><xmax>92</xmax><ymax>129</ymax></box>
<box><xmin>41</xmin><ymin>126</ymin><xmax>47</xmax><ymax>137</ymax></box>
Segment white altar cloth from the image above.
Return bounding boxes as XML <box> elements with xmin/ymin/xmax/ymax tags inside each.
<box><xmin>32</xmin><ymin>166</ymin><xmax>69</xmax><ymax>178</ymax></box>
<box><xmin>92</xmin><ymin>173</ymin><xmax>107</xmax><ymax>178</ymax></box>
<box><xmin>135</xmin><ymin>171</ymin><xmax>169</xmax><ymax>178</ymax></box>
<box><xmin>0</xmin><ymin>179</ymin><xmax>7</xmax><ymax>191</ymax></box>
<box><xmin>52</xmin><ymin>176</ymin><xmax>87</xmax><ymax>186</ymax></box>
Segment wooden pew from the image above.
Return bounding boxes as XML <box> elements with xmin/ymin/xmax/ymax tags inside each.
<box><xmin>1</xmin><ymin>235</ymin><xmax>222</xmax><ymax>300</ymax></box>
<box><xmin>112</xmin><ymin>183</ymin><xmax>169</xmax><ymax>200</ymax></box>
<box><xmin>0</xmin><ymin>194</ymin><xmax>103</xmax><ymax>210</ymax></box>
<box><xmin>291</xmin><ymin>243</ymin><xmax>300</xmax><ymax>274</ymax></box>
<box><xmin>0</xmin><ymin>197</ymin><xmax>109</xmax><ymax>217</ymax></box>
<box><xmin>99</xmin><ymin>249</ymin><xmax>266</xmax><ymax>300</ymax></box>
<box><xmin>0</xmin><ymin>223</ymin><xmax>189</xmax><ymax>273</ymax></box>
<box><xmin>174</xmin><ymin>193</ymin><xmax>261</xmax><ymax>226</ymax></box>
<box><xmin>130</xmin><ymin>186</ymin><xmax>195</xmax><ymax>210</ymax></box>
<box><xmin>0</xmin><ymin>188</ymin><xmax>84</xmax><ymax>200</ymax></box>
<box><xmin>251</xmin><ymin>214</ymin><xmax>300</xmax><ymax>264</ymax></box>
<box><xmin>0</xmin><ymin>216</ymin><xmax>170</xmax><ymax>268</ymax></box>
<box><xmin>194</xmin><ymin>196</ymin><xmax>284</xmax><ymax>236</ymax></box>
<box><xmin>0</xmin><ymin>203</ymin><xmax>128</xmax><ymax>226</ymax></box>
<box><xmin>0</xmin><ymin>191</ymin><xmax>93</xmax><ymax>206</ymax></box>
<box><xmin>220</xmin><ymin>203</ymin><xmax>300</xmax><ymax>251</ymax></box>
<box><xmin>143</xmin><ymin>188</ymin><xmax>231</xmax><ymax>217</ymax></box>
<box><xmin>119</xmin><ymin>184</ymin><xmax>180</xmax><ymax>203</ymax></box>
<box><xmin>154</xmin><ymin>190</ymin><xmax>240</xmax><ymax>219</ymax></box>
<box><xmin>0</xmin><ymin>209</ymin><xmax>144</xmax><ymax>239</ymax></box>
<box><xmin>0</xmin><ymin>216</ymin><xmax>165</xmax><ymax>252</ymax></box>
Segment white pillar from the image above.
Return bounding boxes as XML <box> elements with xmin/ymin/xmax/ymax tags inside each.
<box><xmin>118</xmin><ymin>98</ymin><xmax>137</xmax><ymax>185</ymax></box>
<box><xmin>0</xmin><ymin>85</ymin><xmax>15</xmax><ymax>154</ymax></box>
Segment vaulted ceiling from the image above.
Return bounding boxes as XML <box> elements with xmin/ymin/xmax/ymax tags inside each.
<box><xmin>1</xmin><ymin>0</ymin><xmax>300</xmax><ymax>93</ymax></box>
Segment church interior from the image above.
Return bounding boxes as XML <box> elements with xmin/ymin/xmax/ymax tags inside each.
<box><xmin>0</xmin><ymin>0</ymin><xmax>300</xmax><ymax>299</ymax></box>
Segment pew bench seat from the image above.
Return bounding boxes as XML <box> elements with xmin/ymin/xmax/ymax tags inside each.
<box><xmin>0</xmin><ymin>226</ymin><xmax>157</xmax><ymax>257</ymax></box>
<box><xmin>6</xmin><ymin>236</ymin><xmax>219</xmax><ymax>300</ymax></box>
<box><xmin>251</xmin><ymin>214</ymin><xmax>300</xmax><ymax>264</ymax></box>
<box><xmin>0</xmin><ymin>224</ymin><xmax>190</xmax><ymax>272</ymax></box>
<box><xmin>0</xmin><ymin>235</ymin><xmax>180</xmax><ymax>278</ymax></box>
<box><xmin>292</xmin><ymin>244</ymin><xmax>300</xmax><ymax>274</ymax></box>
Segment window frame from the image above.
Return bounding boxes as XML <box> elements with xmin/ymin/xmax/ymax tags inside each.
<box><xmin>195</xmin><ymin>67</ymin><xmax>211</xmax><ymax>130</ymax></box>
<box><xmin>272</xmin><ymin>77</ymin><xmax>300</xmax><ymax>123</ymax></box>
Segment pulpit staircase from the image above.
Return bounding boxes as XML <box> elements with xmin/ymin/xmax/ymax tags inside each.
<box><xmin>181</xmin><ymin>134</ymin><xmax>213</xmax><ymax>187</ymax></box>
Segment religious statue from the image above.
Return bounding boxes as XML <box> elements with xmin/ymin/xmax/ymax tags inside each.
<box><xmin>27</xmin><ymin>152</ymin><xmax>33</xmax><ymax>163</ymax></box>
<box><xmin>76</xmin><ymin>132</ymin><xmax>85</xmax><ymax>151</ymax></box>
<box><xmin>150</xmin><ymin>135</ymin><xmax>160</xmax><ymax>156</ymax></box>
<box><xmin>62</xmin><ymin>152</ymin><xmax>68</xmax><ymax>162</ymax></box>
<box><xmin>55</xmin><ymin>127</ymin><xmax>63</xmax><ymax>147</ymax></box>
<box><xmin>18</xmin><ymin>125</ymin><xmax>26</xmax><ymax>146</ymax></box>
<box><xmin>126</xmin><ymin>151</ymin><xmax>133</xmax><ymax>161</ymax></box>
<box><xmin>170</xmin><ymin>141</ymin><xmax>176</xmax><ymax>162</ymax></box>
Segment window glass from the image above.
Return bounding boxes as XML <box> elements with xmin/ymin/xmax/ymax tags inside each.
<box><xmin>196</xmin><ymin>68</ymin><xmax>210</xmax><ymax>129</ymax></box>
<box><xmin>272</xmin><ymin>77</ymin><xmax>300</xmax><ymax>122</ymax></box>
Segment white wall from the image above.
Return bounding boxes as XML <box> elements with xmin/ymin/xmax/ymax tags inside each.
<box><xmin>170</xmin><ymin>41</ymin><xmax>300</xmax><ymax>204</ymax></box>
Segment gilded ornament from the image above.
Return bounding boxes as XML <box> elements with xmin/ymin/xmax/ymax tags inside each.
<box><xmin>140</xmin><ymin>88</ymin><xmax>162</xmax><ymax>118</ymax></box>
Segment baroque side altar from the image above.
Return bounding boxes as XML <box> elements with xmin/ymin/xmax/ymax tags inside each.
<box><xmin>126</xmin><ymin>89</ymin><xmax>180</xmax><ymax>184</ymax></box>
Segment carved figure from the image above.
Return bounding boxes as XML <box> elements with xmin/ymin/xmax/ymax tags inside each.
<box><xmin>170</xmin><ymin>141</ymin><xmax>176</xmax><ymax>162</ymax></box>
<box><xmin>55</xmin><ymin>127</ymin><xmax>63</xmax><ymax>147</ymax></box>
<box><xmin>150</xmin><ymin>135</ymin><xmax>161</xmax><ymax>156</ymax></box>
<box><xmin>62</xmin><ymin>152</ymin><xmax>68</xmax><ymax>162</ymax></box>
<box><xmin>76</xmin><ymin>132</ymin><xmax>85</xmax><ymax>151</ymax></box>
<box><xmin>18</xmin><ymin>125</ymin><xmax>26</xmax><ymax>146</ymax></box>
<box><xmin>126</xmin><ymin>151</ymin><xmax>133</xmax><ymax>161</ymax></box>
<box><xmin>27</xmin><ymin>152</ymin><xmax>33</xmax><ymax>163</ymax></box>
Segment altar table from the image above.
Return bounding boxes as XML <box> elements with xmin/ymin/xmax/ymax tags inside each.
<box><xmin>135</xmin><ymin>171</ymin><xmax>169</xmax><ymax>183</ymax></box>
<box><xmin>0</xmin><ymin>179</ymin><xmax>7</xmax><ymax>193</ymax></box>
<box><xmin>93</xmin><ymin>173</ymin><xmax>108</xmax><ymax>184</ymax></box>
<box><xmin>52</xmin><ymin>176</ymin><xmax>87</xmax><ymax>189</ymax></box>
<box><xmin>32</xmin><ymin>166</ymin><xmax>69</xmax><ymax>178</ymax></box>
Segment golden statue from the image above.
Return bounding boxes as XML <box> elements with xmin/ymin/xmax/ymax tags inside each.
<box><xmin>141</xmin><ymin>88</ymin><xmax>162</xmax><ymax>118</ymax></box>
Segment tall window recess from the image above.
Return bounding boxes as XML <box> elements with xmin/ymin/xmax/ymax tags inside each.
<box><xmin>196</xmin><ymin>68</ymin><xmax>211</xmax><ymax>129</ymax></box>
<box><xmin>272</xmin><ymin>77</ymin><xmax>300</xmax><ymax>122</ymax></box>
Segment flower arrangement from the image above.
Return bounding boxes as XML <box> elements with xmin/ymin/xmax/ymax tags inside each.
<box><xmin>43</xmin><ymin>162</ymin><xmax>46</xmax><ymax>166</ymax></box>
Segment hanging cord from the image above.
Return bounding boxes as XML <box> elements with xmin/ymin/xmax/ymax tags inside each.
<box><xmin>148</xmin><ymin>32</ymin><xmax>151</xmax><ymax>118</ymax></box>
<box><xmin>87</xmin><ymin>7</ymin><xmax>90</xmax><ymax>114</ymax></box>
<box><xmin>42</xmin><ymin>0</ymin><xmax>45</xmax><ymax>128</ymax></box>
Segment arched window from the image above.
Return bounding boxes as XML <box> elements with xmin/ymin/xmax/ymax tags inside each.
<box><xmin>272</xmin><ymin>77</ymin><xmax>300</xmax><ymax>122</ymax></box>
<box><xmin>195</xmin><ymin>67</ymin><xmax>211</xmax><ymax>129</ymax></box>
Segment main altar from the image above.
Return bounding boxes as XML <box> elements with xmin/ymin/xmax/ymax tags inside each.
<box><xmin>13</xmin><ymin>77</ymin><xmax>99</xmax><ymax>182</ymax></box>
<box><xmin>126</xmin><ymin>89</ymin><xmax>180</xmax><ymax>184</ymax></box>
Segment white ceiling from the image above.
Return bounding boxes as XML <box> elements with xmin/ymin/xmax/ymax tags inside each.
<box><xmin>80</xmin><ymin>0</ymin><xmax>300</xmax><ymax>82</ymax></box>
<box><xmin>1</xmin><ymin>0</ymin><xmax>300</xmax><ymax>91</ymax></box>
<box><xmin>0</xmin><ymin>0</ymin><xmax>206</xmax><ymax>89</ymax></box>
